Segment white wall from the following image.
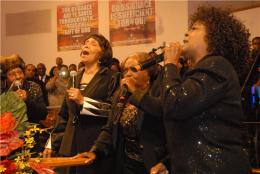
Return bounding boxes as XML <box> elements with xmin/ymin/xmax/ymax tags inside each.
<box><xmin>233</xmin><ymin>7</ymin><xmax>260</xmax><ymax>41</ymax></box>
<box><xmin>1</xmin><ymin>0</ymin><xmax>188</xmax><ymax>73</ymax></box>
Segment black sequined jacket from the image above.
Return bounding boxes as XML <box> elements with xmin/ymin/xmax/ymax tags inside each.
<box><xmin>161</xmin><ymin>55</ymin><xmax>251</xmax><ymax>174</ymax></box>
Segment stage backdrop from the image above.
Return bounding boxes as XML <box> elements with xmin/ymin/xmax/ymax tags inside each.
<box><xmin>109</xmin><ymin>0</ymin><xmax>156</xmax><ymax>46</ymax></box>
<box><xmin>57</xmin><ymin>1</ymin><xmax>98</xmax><ymax>51</ymax></box>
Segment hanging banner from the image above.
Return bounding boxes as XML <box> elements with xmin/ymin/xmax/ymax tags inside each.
<box><xmin>57</xmin><ymin>1</ymin><xmax>98</xmax><ymax>51</ymax></box>
<box><xmin>109</xmin><ymin>0</ymin><xmax>156</xmax><ymax>46</ymax></box>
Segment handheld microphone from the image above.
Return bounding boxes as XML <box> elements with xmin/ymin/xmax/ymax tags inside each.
<box><xmin>70</xmin><ymin>71</ymin><xmax>77</xmax><ymax>88</ymax></box>
<box><xmin>119</xmin><ymin>85</ymin><xmax>130</xmax><ymax>103</ymax></box>
<box><xmin>132</xmin><ymin>53</ymin><xmax>164</xmax><ymax>72</ymax></box>
<box><xmin>14</xmin><ymin>80</ymin><xmax>22</xmax><ymax>90</ymax></box>
<box><xmin>131</xmin><ymin>52</ymin><xmax>187</xmax><ymax>72</ymax></box>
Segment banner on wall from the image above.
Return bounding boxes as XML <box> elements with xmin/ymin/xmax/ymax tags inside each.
<box><xmin>109</xmin><ymin>0</ymin><xmax>156</xmax><ymax>46</ymax></box>
<box><xmin>57</xmin><ymin>1</ymin><xmax>98</xmax><ymax>51</ymax></box>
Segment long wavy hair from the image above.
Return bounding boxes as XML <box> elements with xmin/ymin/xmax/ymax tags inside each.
<box><xmin>190</xmin><ymin>6</ymin><xmax>250</xmax><ymax>81</ymax></box>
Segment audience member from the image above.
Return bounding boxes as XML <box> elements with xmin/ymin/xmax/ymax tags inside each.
<box><xmin>78</xmin><ymin>61</ymin><xmax>85</xmax><ymax>71</ymax></box>
<box><xmin>56</xmin><ymin>57</ymin><xmax>63</xmax><ymax>70</ymax></box>
<box><xmin>49</xmin><ymin>66</ymin><xmax>59</xmax><ymax>78</ymax></box>
<box><xmin>46</xmin><ymin>65</ymin><xmax>69</xmax><ymax>106</ymax></box>
<box><xmin>24</xmin><ymin>64</ymin><xmax>37</xmax><ymax>81</ymax></box>
<box><xmin>69</xmin><ymin>63</ymin><xmax>77</xmax><ymax>72</ymax></box>
<box><xmin>37</xmin><ymin>63</ymin><xmax>50</xmax><ymax>84</ymax></box>
<box><xmin>25</xmin><ymin>63</ymin><xmax>48</xmax><ymax>106</ymax></box>
<box><xmin>109</xmin><ymin>57</ymin><xmax>121</xmax><ymax>72</ymax></box>
<box><xmin>0</xmin><ymin>54</ymin><xmax>29</xmax><ymax>135</ymax></box>
<box><xmin>0</xmin><ymin>54</ymin><xmax>47</xmax><ymax>124</ymax></box>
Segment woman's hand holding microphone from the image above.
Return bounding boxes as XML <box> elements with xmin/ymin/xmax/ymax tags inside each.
<box><xmin>164</xmin><ymin>42</ymin><xmax>183</xmax><ymax>68</ymax></box>
<box><xmin>67</xmin><ymin>88</ymin><xmax>84</xmax><ymax>105</ymax></box>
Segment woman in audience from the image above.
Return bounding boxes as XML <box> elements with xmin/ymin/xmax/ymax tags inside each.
<box><xmin>0</xmin><ymin>54</ymin><xmax>47</xmax><ymax>124</ymax></box>
<box><xmin>46</xmin><ymin>65</ymin><xmax>69</xmax><ymax>107</ymax></box>
<box><xmin>43</xmin><ymin>34</ymin><xmax>118</xmax><ymax>174</ymax></box>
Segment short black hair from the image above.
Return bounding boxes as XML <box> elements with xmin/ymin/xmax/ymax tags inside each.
<box><xmin>84</xmin><ymin>34</ymin><xmax>113</xmax><ymax>67</ymax></box>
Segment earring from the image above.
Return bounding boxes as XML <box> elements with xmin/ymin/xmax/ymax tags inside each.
<box><xmin>97</xmin><ymin>58</ymin><xmax>101</xmax><ymax>64</ymax></box>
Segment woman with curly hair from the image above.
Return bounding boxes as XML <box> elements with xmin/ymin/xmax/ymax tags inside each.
<box><xmin>151</xmin><ymin>6</ymin><xmax>251</xmax><ymax>174</ymax></box>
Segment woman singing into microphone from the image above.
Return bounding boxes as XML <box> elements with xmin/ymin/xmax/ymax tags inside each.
<box><xmin>73</xmin><ymin>52</ymin><xmax>167</xmax><ymax>174</ymax></box>
<box><xmin>43</xmin><ymin>34</ymin><xmax>118</xmax><ymax>174</ymax></box>
<box><xmin>0</xmin><ymin>54</ymin><xmax>47</xmax><ymax>125</ymax></box>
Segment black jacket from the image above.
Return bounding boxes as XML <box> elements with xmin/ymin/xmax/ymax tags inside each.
<box><xmin>161</xmin><ymin>55</ymin><xmax>251</xmax><ymax>174</ymax></box>
<box><xmin>92</xmin><ymin>72</ymin><xmax>167</xmax><ymax>173</ymax></box>
<box><xmin>52</xmin><ymin>67</ymin><xmax>118</xmax><ymax>156</ymax></box>
<box><xmin>22</xmin><ymin>80</ymin><xmax>47</xmax><ymax>123</ymax></box>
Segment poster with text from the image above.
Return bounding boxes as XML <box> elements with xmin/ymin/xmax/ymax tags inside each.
<box><xmin>109</xmin><ymin>0</ymin><xmax>156</xmax><ymax>46</ymax></box>
<box><xmin>57</xmin><ymin>1</ymin><xmax>98</xmax><ymax>51</ymax></box>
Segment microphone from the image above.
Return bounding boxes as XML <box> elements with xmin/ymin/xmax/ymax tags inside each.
<box><xmin>131</xmin><ymin>43</ymin><xmax>187</xmax><ymax>72</ymax></box>
<box><xmin>14</xmin><ymin>80</ymin><xmax>22</xmax><ymax>90</ymax></box>
<box><xmin>59</xmin><ymin>69</ymin><xmax>69</xmax><ymax>78</ymax></box>
<box><xmin>70</xmin><ymin>71</ymin><xmax>77</xmax><ymax>88</ymax></box>
<box><xmin>119</xmin><ymin>85</ymin><xmax>130</xmax><ymax>103</ymax></box>
<box><xmin>132</xmin><ymin>53</ymin><xmax>164</xmax><ymax>72</ymax></box>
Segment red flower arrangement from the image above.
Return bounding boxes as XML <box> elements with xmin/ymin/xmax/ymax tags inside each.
<box><xmin>0</xmin><ymin>112</ymin><xmax>55</xmax><ymax>174</ymax></box>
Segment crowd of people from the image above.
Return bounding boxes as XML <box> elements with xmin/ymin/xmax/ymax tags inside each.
<box><xmin>1</xmin><ymin>6</ymin><xmax>260</xmax><ymax>174</ymax></box>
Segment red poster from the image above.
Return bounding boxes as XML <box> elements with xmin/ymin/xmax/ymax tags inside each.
<box><xmin>57</xmin><ymin>1</ymin><xmax>98</xmax><ymax>51</ymax></box>
<box><xmin>109</xmin><ymin>0</ymin><xmax>156</xmax><ymax>46</ymax></box>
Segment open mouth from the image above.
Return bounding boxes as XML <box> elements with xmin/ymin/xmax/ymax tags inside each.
<box><xmin>80</xmin><ymin>50</ymin><xmax>89</xmax><ymax>56</ymax></box>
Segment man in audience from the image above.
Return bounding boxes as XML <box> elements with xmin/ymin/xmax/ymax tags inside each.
<box><xmin>37</xmin><ymin>63</ymin><xmax>50</xmax><ymax>84</ymax></box>
<box><xmin>56</xmin><ymin>57</ymin><xmax>63</xmax><ymax>70</ymax></box>
<box><xmin>36</xmin><ymin>63</ymin><xmax>49</xmax><ymax>106</ymax></box>
<box><xmin>24</xmin><ymin>64</ymin><xmax>37</xmax><ymax>81</ymax></box>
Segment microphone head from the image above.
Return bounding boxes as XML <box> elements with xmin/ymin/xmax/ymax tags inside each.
<box><xmin>14</xmin><ymin>80</ymin><xmax>22</xmax><ymax>87</ymax></box>
<box><xmin>70</xmin><ymin>70</ymin><xmax>77</xmax><ymax>77</ymax></box>
<box><xmin>59</xmin><ymin>68</ymin><xmax>69</xmax><ymax>78</ymax></box>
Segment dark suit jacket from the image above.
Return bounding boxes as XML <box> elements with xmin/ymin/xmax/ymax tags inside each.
<box><xmin>51</xmin><ymin>67</ymin><xmax>118</xmax><ymax>156</ymax></box>
<box><xmin>161</xmin><ymin>55</ymin><xmax>251</xmax><ymax>174</ymax></box>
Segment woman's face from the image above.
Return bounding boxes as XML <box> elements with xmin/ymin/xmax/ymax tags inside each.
<box><xmin>80</xmin><ymin>38</ymin><xmax>103</xmax><ymax>66</ymax></box>
<box><xmin>183</xmin><ymin>22</ymin><xmax>208</xmax><ymax>64</ymax></box>
<box><xmin>6</xmin><ymin>67</ymin><xmax>25</xmax><ymax>86</ymax></box>
<box><xmin>123</xmin><ymin>57</ymin><xmax>150</xmax><ymax>88</ymax></box>
<box><xmin>53</xmin><ymin>67</ymin><xmax>59</xmax><ymax>77</ymax></box>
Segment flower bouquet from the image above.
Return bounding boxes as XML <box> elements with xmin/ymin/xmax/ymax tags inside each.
<box><xmin>0</xmin><ymin>112</ymin><xmax>55</xmax><ymax>174</ymax></box>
